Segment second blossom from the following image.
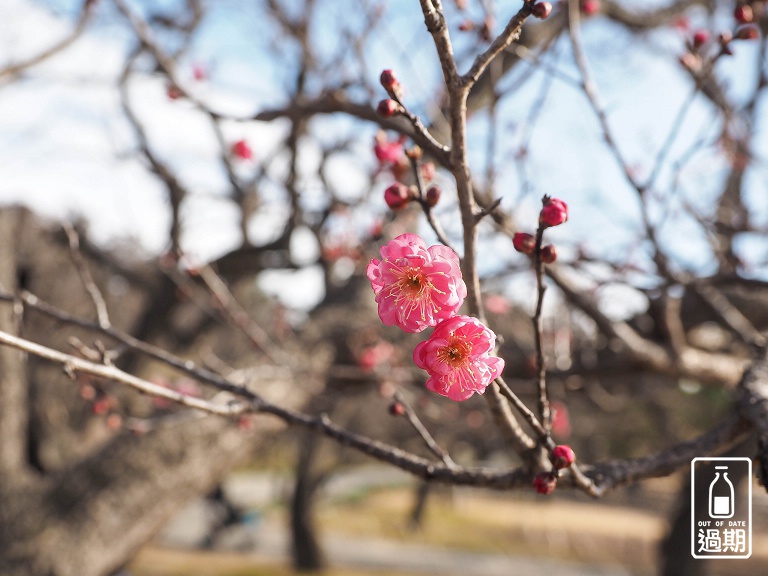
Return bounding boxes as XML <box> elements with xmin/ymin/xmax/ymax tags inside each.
<box><xmin>366</xmin><ymin>234</ymin><xmax>466</xmax><ymax>333</ymax></box>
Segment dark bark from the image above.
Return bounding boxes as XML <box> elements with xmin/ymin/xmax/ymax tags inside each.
<box><xmin>290</xmin><ymin>432</ymin><xmax>326</xmax><ymax>572</ymax></box>
<box><xmin>0</xmin><ymin>208</ymin><xmax>295</xmax><ymax>576</ymax></box>
<box><xmin>0</xmin><ymin>208</ymin><xmax>30</xmax><ymax>481</ymax></box>
<box><xmin>408</xmin><ymin>480</ymin><xmax>431</xmax><ymax>530</ymax></box>
<box><xmin>0</xmin><ymin>413</ymin><xmax>261</xmax><ymax>576</ymax></box>
<box><xmin>659</xmin><ymin>470</ymin><xmax>711</xmax><ymax>576</ymax></box>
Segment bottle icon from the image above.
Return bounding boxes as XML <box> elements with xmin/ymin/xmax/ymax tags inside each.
<box><xmin>709</xmin><ymin>465</ymin><xmax>734</xmax><ymax>518</ymax></box>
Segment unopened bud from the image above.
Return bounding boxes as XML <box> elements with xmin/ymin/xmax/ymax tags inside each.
<box><xmin>581</xmin><ymin>0</ymin><xmax>600</xmax><ymax>16</ymax></box>
<box><xmin>406</xmin><ymin>145</ymin><xmax>423</xmax><ymax>160</ymax></box>
<box><xmin>532</xmin><ymin>2</ymin><xmax>553</xmax><ymax>19</ymax></box>
<box><xmin>388</xmin><ymin>401</ymin><xmax>405</xmax><ymax>416</ymax></box>
<box><xmin>380</xmin><ymin>69</ymin><xmax>403</xmax><ymax>99</ymax></box>
<box><xmin>377</xmin><ymin>99</ymin><xmax>401</xmax><ymax>117</ymax></box>
<box><xmin>384</xmin><ymin>182</ymin><xmax>412</xmax><ymax>210</ymax></box>
<box><xmin>540</xmin><ymin>244</ymin><xmax>557</xmax><ymax>264</ymax></box>
<box><xmin>380</xmin><ymin>69</ymin><xmax>397</xmax><ymax>90</ymax></box>
<box><xmin>692</xmin><ymin>29</ymin><xmax>709</xmax><ymax>48</ymax></box>
<box><xmin>735</xmin><ymin>24</ymin><xmax>759</xmax><ymax>41</ymax></box>
<box><xmin>734</xmin><ymin>5</ymin><xmax>754</xmax><ymax>24</ymax></box>
<box><xmin>425</xmin><ymin>185</ymin><xmax>441</xmax><ymax>207</ymax></box>
<box><xmin>539</xmin><ymin>196</ymin><xmax>568</xmax><ymax>227</ymax></box>
<box><xmin>550</xmin><ymin>444</ymin><xmax>576</xmax><ymax>470</ymax></box>
<box><xmin>513</xmin><ymin>232</ymin><xmax>536</xmax><ymax>255</ymax></box>
<box><xmin>533</xmin><ymin>471</ymin><xmax>557</xmax><ymax>495</ymax></box>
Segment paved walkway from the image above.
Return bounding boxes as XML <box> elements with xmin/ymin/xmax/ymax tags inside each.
<box><xmin>157</xmin><ymin>466</ymin><xmax>637</xmax><ymax>576</ymax></box>
<box><xmin>254</xmin><ymin>517</ymin><xmax>633</xmax><ymax>576</ymax></box>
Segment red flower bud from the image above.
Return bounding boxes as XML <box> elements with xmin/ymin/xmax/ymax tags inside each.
<box><xmin>513</xmin><ymin>232</ymin><xmax>536</xmax><ymax>255</ymax></box>
<box><xmin>550</xmin><ymin>444</ymin><xmax>576</xmax><ymax>470</ymax></box>
<box><xmin>539</xmin><ymin>197</ymin><xmax>568</xmax><ymax>227</ymax></box>
<box><xmin>533</xmin><ymin>471</ymin><xmax>557</xmax><ymax>495</ymax></box>
<box><xmin>106</xmin><ymin>413</ymin><xmax>123</xmax><ymax>431</ymax></box>
<box><xmin>735</xmin><ymin>25</ymin><xmax>759</xmax><ymax>41</ymax></box>
<box><xmin>425</xmin><ymin>185</ymin><xmax>441</xmax><ymax>207</ymax></box>
<box><xmin>166</xmin><ymin>83</ymin><xmax>183</xmax><ymax>100</ymax></box>
<box><xmin>735</xmin><ymin>5</ymin><xmax>754</xmax><ymax>24</ymax></box>
<box><xmin>540</xmin><ymin>244</ymin><xmax>557</xmax><ymax>264</ymax></box>
<box><xmin>231</xmin><ymin>139</ymin><xmax>253</xmax><ymax>160</ymax></box>
<box><xmin>380</xmin><ymin>69</ymin><xmax>396</xmax><ymax>88</ymax></box>
<box><xmin>531</xmin><ymin>2</ymin><xmax>552</xmax><ymax>19</ymax></box>
<box><xmin>377</xmin><ymin>99</ymin><xmax>401</xmax><ymax>117</ymax></box>
<box><xmin>384</xmin><ymin>182</ymin><xmax>412</xmax><ymax>210</ymax></box>
<box><xmin>380</xmin><ymin>69</ymin><xmax>403</xmax><ymax>98</ymax></box>
<box><xmin>79</xmin><ymin>383</ymin><xmax>97</xmax><ymax>401</ymax></box>
<box><xmin>581</xmin><ymin>0</ymin><xmax>600</xmax><ymax>16</ymax></box>
<box><xmin>192</xmin><ymin>63</ymin><xmax>207</xmax><ymax>81</ymax></box>
<box><xmin>388</xmin><ymin>401</ymin><xmax>405</xmax><ymax>416</ymax></box>
<box><xmin>692</xmin><ymin>29</ymin><xmax>709</xmax><ymax>48</ymax></box>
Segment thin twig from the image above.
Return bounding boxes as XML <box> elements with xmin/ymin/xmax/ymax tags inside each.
<box><xmin>197</xmin><ymin>265</ymin><xmax>290</xmax><ymax>365</ymax></box>
<box><xmin>407</xmin><ymin>152</ymin><xmax>456</xmax><ymax>251</ymax></box>
<box><xmin>0</xmin><ymin>328</ymin><xmax>247</xmax><ymax>417</ymax></box>
<box><xmin>63</xmin><ymin>224</ymin><xmax>111</xmax><ymax>330</ymax></box>
<box><xmin>0</xmin><ymin>297</ymin><xmax>756</xmax><ymax>494</ymax></box>
<box><xmin>0</xmin><ymin>2</ymin><xmax>95</xmax><ymax>81</ymax></box>
<box><xmin>395</xmin><ymin>391</ymin><xmax>456</xmax><ymax>468</ymax></box>
<box><xmin>495</xmin><ymin>375</ymin><xmax>547</xmax><ymax>440</ymax></box>
<box><xmin>461</xmin><ymin>4</ymin><xmax>532</xmax><ymax>89</ymax></box>
<box><xmin>532</xmin><ymin>221</ymin><xmax>550</xmax><ymax>431</ymax></box>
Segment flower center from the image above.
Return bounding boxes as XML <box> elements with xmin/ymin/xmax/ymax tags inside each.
<box><xmin>437</xmin><ymin>338</ymin><xmax>472</xmax><ymax>367</ymax></box>
<box><xmin>398</xmin><ymin>268</ymin><xmax>426</xmax><ymax>296</ymax></box>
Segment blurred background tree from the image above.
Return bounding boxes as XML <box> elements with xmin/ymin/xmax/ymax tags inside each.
<box><xmin>1</xmin><ymin>1</ymin><xmax>767</xmax><ymax>575</ymax></box>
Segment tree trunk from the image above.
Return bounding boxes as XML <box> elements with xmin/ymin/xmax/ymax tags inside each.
<box><xmin>290</xmin><ymin>431</ymin><xmax>325</xmax><ymax>572</ymax></box>
<box><xmin>0</xmin><ymin>413</ymin><xmax>272</xmax><ymax>576</ymax></box>
<box><xmin>0</xmin><ymin>207</ymin><xmax>297</xmax><ymax>576</ymax></box>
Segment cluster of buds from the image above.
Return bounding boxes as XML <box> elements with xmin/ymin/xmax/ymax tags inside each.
<box><xmin>533</xmin><ymin>444</ymin><xmax>576</xmax><ymax>495</ymax></box>
<box><xmin>374</xmin><ymin>70</ymin><xmax>443</xmax><ymax>210</ymax></box>
<box><xmin>531</xmin><ymin>0</ymin><xmax>598</xmax><ymax>21</ymax></box>
<box><xmin>377</xmin><ymin>69</ymin><xmax>405</xmax><ymax>118</ymax></box>
<box><xmin>513</xmin><ymin>196</ymin><xmax>567</xmax><ymax>264</ymax></box>
<box><xmin>726</xmin><ymin>1</ymin><xmax>762</xmax><ymax>43</ymax></box>
<box><xmin>383</xmin><ymin>182</ymin><xmax>442</xmax><ymax>210</ymax></box>
<box><xmin>80</xmin><ymin>382</ymin><xmax>123</xmax><ymax>431</ymax></box>
<box><xmin>684</xmin><ymin>2</ymin><xmax>761</xmax><ymax>68</ymax></box>
<box><xmin>383</xmin><ymin>182</ymin><xmax>442</xmax><ymax>211</ymax></box>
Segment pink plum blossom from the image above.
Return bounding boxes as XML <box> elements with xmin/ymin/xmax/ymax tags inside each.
<box><xmin>413</xmin><ymin>315</ymin><xmax>504</xmax><ymax>401</ymax></box>
<box><xmin>366</xmin><ymin>234</ymin><xmax>466</xmax><ymax>333</ymax></box>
